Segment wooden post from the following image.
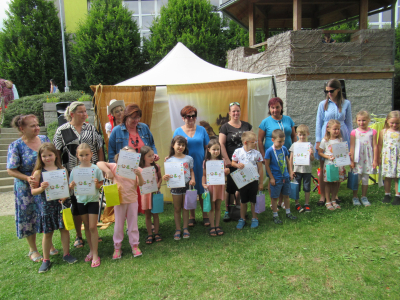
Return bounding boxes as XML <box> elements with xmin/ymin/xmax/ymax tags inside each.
<box><xmin>293</xmin><ymin>0</ymin><xmax>302</xmax><ymax>31</ymax></box>
<box><xmin>359</xmin><ymin>0</ymin><xmax>368</xmax><ymax>29</ymax></box>
<box><xmin>263</xmin><ymin>19</ymin><xmax>269</xmax><ymax>41</ymax></box>
<box><xmin>249</xmin><ymin>2</ymin><xmax>255</xmax><ymax>46</ymax></box>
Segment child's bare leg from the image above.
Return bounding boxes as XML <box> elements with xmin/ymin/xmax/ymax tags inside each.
<box><xmin>235</xmin><ymin>191</ymin><xmax>241</xmax><ymax>206</ymax></box>
<box><xmin>240</xmin><ymin>202</ymin><xmax>247</xmax><ymax>219</ymax></box>
<box><xmin>81</xmin><ymin>214</ymin><xmax>92</xmax><ymax>252</ymax></box>
<box><xmin>283</xmin><ymin>195</ymin><xmax>290</xmax><ymax>210</ymax></box>
<box><xmin>209</xmin><ymin>201</ymin><xmax>215</xmax><ymax>228</ymax></box>
<box><xmin>325</xmin><ymin>183</ymin><xmax>332</xmax><ymax>204</ymax></box>
<box><xmin>60</xmin><ymin>229</ymin><xmax>70</xmax><ymax>255</ymax></box>
<box><xmin>304</xmin><ymin>192</ymin><xmax>310</xmax><ymax>205</ymax></box>
<box><xmin>319</xmin><ymin>160</ymin><xmax>326</xmax><ymax>202</ymax></box>
<box><xmin>384</xmin><ymin>177</ymin><xmax>392</xmax><ymax>194</ymax></box>
<box><xmin>271</xmin><ymin>198</ymin><xmax>278</xmax><ymax>213</ymax></box>
<box><xmin>215</xmin><ymin>199</ymin><xmax>222</xmax><ymax>228</ymax></box>
<box><xmin>42</xmin><ymin>232</ymin><xmax>54</xmax><ymax>260</ymax></box>
<box><xmin>88</xmin><ymin>214</ymin><xmax>99</xmax><ymax>261</ymax></box>
<box><xmin>331</xmin><ymin>183</ymin><xmax>339</xmax><ymax>203</ymax></box>
<box><xmin>361</xmin><ymin>185</ymin><xmax>368</xmax><ymax>198</ymax></box>
<box><xmin>251</xmin><ymin>203</ymin><xmax>257</xmax><ymax>219</ymax></box>
<box><xmin>145</xmin><ymin>209</ymin><xmax>153</xmax><ymax>236</ymax></box>
<box><xmin>182</xmin><ymin>207</ymin><xmax>189</xmax><ymax>235</ymax></box>
<box><xmin>278</xmin><ymin>194</ymin><xmax>283</xmax><ymax>206</ymax></box>
<box><xmin>153</xmin><ymin>213</ymin><xmax>160</xmax><ymax>234</ymax></box>
<box><xmin>172</xmin><ymin>195</ymin><xmax>183</xmax><ymax>230</ymax></box>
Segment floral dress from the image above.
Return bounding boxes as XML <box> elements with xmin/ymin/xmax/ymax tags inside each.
<box><xmin>353</xmin><ymin>128</ymin><xmax>376</xmax><ymax>175</ymax></box>
<box><xmin>7</xmin><ymin>135</ymin><xmax>50</xmax><ymax>238</ymax></box>
<box><xmin>319</xmin><ymin>138</ymin><xmax>346</xmax><ymax>182</ymax></box>
<box><xmin>381</xmin><ymin>129</ymin><xmax>400</xmax><ymax>178</ymax></box>
<box><xmin>35</xmin><ymin>169</ymin><xmax>65</xmax><ymax>234</ymax></box>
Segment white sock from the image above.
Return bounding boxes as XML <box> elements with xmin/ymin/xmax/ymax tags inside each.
<box><xmin>385</xmin><ymin>193</ymin><xmax>391</xmax><ymax>196</ymax></box>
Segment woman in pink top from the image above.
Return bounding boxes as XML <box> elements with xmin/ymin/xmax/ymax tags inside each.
<box><xmin>97</xmin><ymin>146</ymin><xmax>144</xmax><ymax>259</ymax></box>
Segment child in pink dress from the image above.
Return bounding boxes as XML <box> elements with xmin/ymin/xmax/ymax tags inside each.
<box><xmin>139</xmin><ymin>146</ymin><xmax>162</xmax><ymax>244</ymax></box>
<box><xmin>97</xmin><ymin>146</ymin><xmax>144</xmax><ymax>259</ymax></box>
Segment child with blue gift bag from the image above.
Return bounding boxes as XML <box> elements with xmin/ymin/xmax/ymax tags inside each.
<box><xmin>318</xmin><ymin>120</ymin><xmax>347</xmax><ymax>210</ymax></box>
<box><xmin>289</xmin><ymin>125</ymin><xmax>315</xmax><ymax>213</ymax></box>
<box><xmin>232</xmin><ymin>131</ymin><xmax>264</xmax><ymax>229</ymax></box>
<box><xmin>265</xmin><ymin>129</ymin><xmax>296</xmax><ymax>224</ymax></box>
<box><xmin>349</xmin><ymin>111</ymin><xmax>377</xmax><ymax>206</ymax></box>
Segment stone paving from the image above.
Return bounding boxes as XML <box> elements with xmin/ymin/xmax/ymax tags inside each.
<box><xmin>0</xmin><ymin>191</ymin><xmax>15</xmax><ymax>216</ymax></box>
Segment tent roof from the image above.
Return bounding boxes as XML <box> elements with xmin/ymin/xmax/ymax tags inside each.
<box><xmin>116</xmin><ymin>42</ymin><xmax>271</xmax><ymax>86</ymax></box>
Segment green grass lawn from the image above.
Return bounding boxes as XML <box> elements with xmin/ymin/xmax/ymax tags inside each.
<box><xmin>1</xmin><ymin>180</ymin><xmax>400</xmax><ymax>299</ymax></box>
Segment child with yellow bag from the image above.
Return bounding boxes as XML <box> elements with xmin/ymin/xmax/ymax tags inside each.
<box><xmin>97</xmin><ymin>146</ymin><xmax>144</xmax><ymax>260</ymax></box>
<box><xmin>31</xmin><ymin>143</ymin><xmax>77</xmax><ymax>273</ymax></box>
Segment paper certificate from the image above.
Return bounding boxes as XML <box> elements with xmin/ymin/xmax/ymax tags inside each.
<box><xmin>42</xmin><ymin>169</ymin><xmax>70</xmax><ymax>201</ymax></box>
<box><xmin>331</xmin><ymin>142</ymin><xmax>351</xmax><ymax>167</ymax></box>
<box><xmin>140</xmin><ymin>166</ymin><xmax>158</xmax><ymax>195</ymax></box>
<box><xmin>230</xmin><ymin>164</ymin><xmax>259</xmax><ymax>189</ymax></box>
<box><xmin>293</xmin><ymin>142</ymin><xmax>311</xmax><ymax>166</ymax></box>
<box><xmin>206</xmin><ymin>160</ymin><xmax>225</xmax><ymax>185</ymax></box>
<box><xmin>164</xmin><ymin>162</ymin><xmax>185</xmax><ymax>188</ymax></box>
<box><xmin>116</xmin><ymin>150</ymin><xmax>141</xmax><ymax>180</ymax></box>
<box><xmin>73</xmin><ymin>167</ymin><xmax>96</xmax><ymax>196</ymax></box>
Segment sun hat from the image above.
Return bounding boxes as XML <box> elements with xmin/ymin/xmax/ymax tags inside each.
<box><xmin>107</xmin><ymin>99</ymin><xmax>125</xmax><ymax>115</ymax></box>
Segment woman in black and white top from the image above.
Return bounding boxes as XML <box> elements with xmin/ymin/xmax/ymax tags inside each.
<box><xmin>53</xmin><ymin>101</ymin><xmax>104</xmax><ymax>248</ymax></box>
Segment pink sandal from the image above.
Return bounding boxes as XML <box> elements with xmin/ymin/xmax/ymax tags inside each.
<box><xmin>112</xmin><ymin>249</ymin><xmax>122</xmax><ymax>260</ymax></box>
<box><xmin>84</xmin><ymin>254</ymin><xmax>93</xmax><ymax>262</ymax></box>
<box><xmin>91</xmin><ymin>256</ymin><xmax>101</xmax><ymax>268</ymax></box>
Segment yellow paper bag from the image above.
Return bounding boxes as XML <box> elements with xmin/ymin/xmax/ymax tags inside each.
<box><xmin>103</xmin><ymin>183</ymin><xmax>120</xmax><ymax>207</ymax></box>
<box><xmin>62</xmin><ymin>207</ymin><xmax>75</xmax><ymax>231</ymax></box>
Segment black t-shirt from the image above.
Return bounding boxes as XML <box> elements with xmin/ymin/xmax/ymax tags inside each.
<box><xmin>219</xmin><ymin>121</ymin><xmax>252</xmax><ymax>160</ymax></box>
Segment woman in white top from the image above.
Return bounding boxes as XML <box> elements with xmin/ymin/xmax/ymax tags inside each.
<box><xmin>105</xmin><ymin>99</ymin><xmax>125</xmax><ymax>138</ymax></box>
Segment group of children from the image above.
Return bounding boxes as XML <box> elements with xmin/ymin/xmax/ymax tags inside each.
<box><xmin>32</xmin><ymin>109</ymin><xmax>400</xmax><ymax>273</ymax></box>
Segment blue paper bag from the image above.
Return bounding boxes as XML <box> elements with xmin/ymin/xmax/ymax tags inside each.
<box><xmin>255</xmin><ymin>192</ymin><xmax>265</xmax><ymax>214</ymax></box>
<box><xmin>202</xmin><ymin>190</ymin><xmax>211</xmax><ymax>213</ymax></box>
<box><xmin>184</xmin><ymin>187</ymin><xmax>197</xmax><ymax>210</ymax></box>
<box><xmin>151</xmin><ymin>192</ymin><xmax>164</xmax><ymax>214</ymax></box>
<box><xmin>347</xmin><ymin>171</ymin><xmax>359</xmax><ymax>190</ymax></box>
<box><xmin>326</xmin><ymin>164</ymin><xmax>339</xmax><ymax>182</ymax></box>
<box><xmin>290</xmin><ymin>181</ymin><xmax>299</xmax><ymax>200</ymax></box>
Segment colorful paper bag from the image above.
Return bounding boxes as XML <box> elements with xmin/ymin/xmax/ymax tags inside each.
<box><xmin>184</xmin><ymin>186</ymin><xmax>197</xmax><ymax>210</ymax></box>
<box><xmin>103</xmin><ymin>183</ymin><xmax>120</xmax><ymax>207</ymax></box>
<box><xmin>62</xmin><ymin>205</ymin><xmax>75</xmax><ymax>231</ymax></box>
<box><xmin>151</xmin><ymin>192</ymin><xmax>164</xmax><ymax>214</ymax></box>
<box><xmin>202</xmin><ymin>190</ymin><xmax>211</xmax><ymax>213</ymax></box>
<box><xmin>347</xmin><ymin>171</ymin><xmax>359</xmax><ymax>190</ymax></box>
<box><xmin>326</xmin><ymin>164</ymin><xmax>339</xmax><ymax>182</ymax></box>
<box><xmin>255</xmin><ymin>192</ymin><xmax>266</xmax><ymax>214</ymax></box>
<box><xmin>290</xmin><ymin>180</ymin><xmax>299</xmax><ymax>200</ymax></box>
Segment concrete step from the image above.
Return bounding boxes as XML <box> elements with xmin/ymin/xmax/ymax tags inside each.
<box><xmin>0</xmin><ymin>170</ymin><xmax>9</xmax><ymax>178</ymax></box>
<box><xmin>0</xmin><ymin>150</ymin><xmax>7</xmax><ymax>156</ymax></box>
<box><xmin>1</xmin><ymin>127</ymin><xmax>46</xmax><ymax>133</ymax></box>
<box><xmin>0</xmin><ymin>177</ymin><xmax>14</xmax><ymax>185</ymax></box>
<box><xmin>0</xmin><ymin>185</ymin><xmax>14</xmax><ymax>192</ymax></box>
<box><xmin>0</xmin><ymin>157</ymin><xmax>7</xmax><ymax>163</ymax></box>
<box><xmin>0</xmin><ymin>133</ymin><xmax>22</xmax><ymax>139</ymax></box>
<box><xmin>0</xmin><ymin>138</ymin><xmax>27</xmax><ymax>144</ymax></box>
<box><xmin>0</xmin><ymin>163</ymin><xmax>7</xmax><ymax>170</ymax></box>
<box><xmin>0</xmin><ymin>145</ymin><xmax>9</xmax><ymax>151</ymax></box>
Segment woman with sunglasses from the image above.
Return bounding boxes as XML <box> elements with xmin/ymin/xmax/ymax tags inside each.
<box><xmin>108</xmin><ymin>103</ymin><xmax>158</xmax><ymax>163</ymax></box>
<box><xmin>173</xmin><ymin>105</ymin><xmax>210</xmax><ymax>227</ymax></box>
<box><xmin>315</xmin><ymin>79</ymin><xmax>352</xmax><ymax>206</ymax></box>
<box><xmin>219</xmin><ymin>102</ymin><xmax>252</xmax><ymax>221</ymax></box>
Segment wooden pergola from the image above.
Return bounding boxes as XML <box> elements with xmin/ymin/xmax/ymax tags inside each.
<box><xmin>219</xmin><ymin>0</ymin><xmax>396</xmax><ymax>47</ymax></box>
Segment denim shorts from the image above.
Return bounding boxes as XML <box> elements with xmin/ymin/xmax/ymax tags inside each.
<box><xmin>270</xmin><ymin>178</ymin><xmax>290</xmax><ymax>199</ymax></box>
<box><xmin>294</xmin><ymin>173</ymin><xmax>311</xmax><ymax>193</ymax></box>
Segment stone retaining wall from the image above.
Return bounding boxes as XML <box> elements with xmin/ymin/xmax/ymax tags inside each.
<box><xmin>43</xmin><ymin>102</ymin><xmax>95</xmax><ymax>126</ymax></box>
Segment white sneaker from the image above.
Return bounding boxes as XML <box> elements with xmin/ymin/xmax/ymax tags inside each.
<box><xmin>352</xmin><ymin>197</ymin><xmax>361</xmax><ymax>206</ymax></box>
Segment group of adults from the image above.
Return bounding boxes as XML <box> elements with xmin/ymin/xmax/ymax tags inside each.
<box><xmin>7</xmin><ymin>78</ymin><xmax>351</xmax><ymax>260</ymax></box>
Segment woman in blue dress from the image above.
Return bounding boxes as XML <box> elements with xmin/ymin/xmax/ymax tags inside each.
<box><xmin>7</xmin><ymin>115</ymin><xmax>51</xmax><ymax>262</ymax></box>
<box><xmin>173</xmin><ymin>105</ymin><xmax>210</xmax><ymax>227</ymax></box>
<box><xmin>315</xmin><ymin>79</ymin><xmax>353</xmax><ymax>206</ymax></box>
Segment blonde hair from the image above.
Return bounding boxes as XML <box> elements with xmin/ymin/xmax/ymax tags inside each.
<box><xmin>114</xmin><ymin>146</ymin><xmax>135</xmax><ymax>163</ymax></box>
<box><xmin>64</xmin><ymin>102</ymin><xmax>85</xmax><ymax>122</ymax></box>
<box><xmin>32</xmin><ymin>143</ymin><xmax>63</xmax><ymax>175</ymax></box>
<box><xmin>271</xmin><ymin>129</ymin><xmax>285</xmax><ymax>139</ymax></box>
<box><xmin>296</xmin><ymin>124</ymin><xmax>310</xmax><ymax>135</ymax></box>
<box><xmin>241</xmin><ymin>131</ymin><xmax>257</xmax><ymax>143</ymax></box>
<box><xmin>384</xmin><ymin>111</ymin><xmax>400</xmax><ymax>129</ymax></box>
<box><xmin>324</xmin><ymin>119</ymin><xmax>342</xmax><ymax>140</ymax></box>
<box><xmin>354</xmin><ymin>110</ymin><xmax>371</xmax><ymax>124</ymax></box>
<box><xmin>76</xmin><ymin>143</ymin><xmax>92</xmax><ymax>154</ymax></box>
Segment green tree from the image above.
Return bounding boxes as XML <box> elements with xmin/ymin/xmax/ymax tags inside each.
<box><xmin>0</xmin><ymin>0</ymin><xmax>66</xmax><ymax>97</ymax></box>
<box><xmin>327</xmin><ymin>20</ymin><xmax>362</xmax><ymax>43</ymax></box>
<box><xmin>70</xmin><ymin>0</ymin><xmax>143</xmax><ymax>92</ymax></box>
<box><xmin>144</xmin><ymin>0</ymin><xmax>228</xmax><ymax>67</ymax></box>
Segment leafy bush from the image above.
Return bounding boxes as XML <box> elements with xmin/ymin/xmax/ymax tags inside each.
<box><xmin>3</xmin><ymin>90</ymin><xmax>91</xmax><ymax>128</ymax></box>
<box><xmin>46</xmin><ymin>121</ymin><xmax>58</xmax><ymax>142</ymax></box>
<box><xmin>78</xmin><ymin>94</ymin><xmax>92</xmax><ymax>102</ymax></box>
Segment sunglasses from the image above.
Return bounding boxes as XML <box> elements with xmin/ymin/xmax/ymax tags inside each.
<box><xmin>324</xmin><ymin>89</ymin><xmax>337</xmax><ymax>94</ymax></box>
<box><xmin>229</xmin><ymin>102</ymin><xmax>240</xmax><ymax>107</ymax></box>
<box><xmin>184</xmin><ymin>114</ymin><xmax>197</xmax><ymax>119</ymax></box>
<box><xmin>130</xmin><ymin>137</ymin><xmax>139</xmax><ymax>153</ymax></box>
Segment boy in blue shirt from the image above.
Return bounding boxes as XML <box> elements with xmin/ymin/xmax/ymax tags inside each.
<box><xmin>264</xmin><ymin>129</ymin><xmax>297</xmax><ymax>224</ymax></box>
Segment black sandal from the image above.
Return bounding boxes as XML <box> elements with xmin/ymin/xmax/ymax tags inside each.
<box><xmin>73</xmin><ymin>237</ymin><xmax>84</xmax><ymax>248</ymax></box>
<box><xmin>215</xmin><ymin>226</ymin><xmax>224</xmax><ymax>236</ymax></box>
<box><xmin>188</xmin><ymin>219</ymin><xmax>196</xmax><ymax>227</ymax></box>
<box><xmin>145</xmin><ymin>235</ymin><xmax>153</xmax><ymax>244</ymax></box>
<box><xmin>209</xmin><ymin>227</ymin><xmax>217</xmax><ymax>236</ymax></box>
<box><xmin>203</xmin><ymin>218</ymin><xmax>210</xmax><ymax>227</ymax></box>
<box><xmin>154</xmin><ymin>233</ymin><xmax>162</xmax><ymax>242</ymax></box>
<box><xmin>317</xmin><ymin>199</ymin><xmax>326</xmax><ymax>207</ymax></box>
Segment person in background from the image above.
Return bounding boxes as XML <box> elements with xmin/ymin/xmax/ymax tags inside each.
<box><xmin>322</xmin><ymin>33</ymin><xmax>336</xmax><ymax>43</ymax></box>
<box><xmin>50</xmin><ymin>79</ymin><xmax>58</xmax><ymax>94</ymax></box>
<box><xmin>0</xmin><ymin>79</ymin><xmax>14</xmax><ymax>107</ymax></box>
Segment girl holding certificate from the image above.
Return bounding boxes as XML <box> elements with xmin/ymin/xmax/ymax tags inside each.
<box><xmin>69</xmin><ymin>144</ymin><xmax>104</xmax><ymax>268</ymax></box>
<box><xmin>202</xmin><ymin>139</ymin><xmax>230</xmax><ymax>236</ymax></box>
<box><xmin>31</xmin><ymin>143</ymin><xmax>77</xmax><ymax>273</ymax></box>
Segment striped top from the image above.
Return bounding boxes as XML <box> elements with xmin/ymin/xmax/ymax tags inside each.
<box><xmin>53</xmin><ymin>122</ymin><xmax>103</xmax><ymax>172</ymax></box>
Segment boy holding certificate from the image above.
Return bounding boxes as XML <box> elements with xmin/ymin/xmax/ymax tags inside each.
<box><xmin>289</xmin><ymin>124</ymin><xmax>314</xmax><ymax>213</ymax></box>
<box><xmin>265</xmin><ymin>129</ymin><xmax>296</xmax><ymax>224</ymax></box>
<box><xmin>231</xmin><ymin>131</ymin><xmax>263</xmax><ymax>229</ymax></box>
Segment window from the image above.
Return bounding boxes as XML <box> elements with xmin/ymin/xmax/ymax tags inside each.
<box><xmin>142</xmin><ymin>15</ymin><xmax>154</xmax><ymax>30</ymax></box>
<box><xmin>382</xmin><ymin>10</ymin><xmax>391</xmax><ymax>22</ymax></box>
<box><xmin>368</xmin><ymin>13</ymin><xmax>379</xmax><ymax>22</ymax></box>
<box><xmin>124</xmin><ymin>1</ymin><xmax>139</xmax><ymax>13</ymax></box>
<box><xmin>142</xmin><ymin>1</ymin><xmax>155</xmax><ymax>14</ymax></box>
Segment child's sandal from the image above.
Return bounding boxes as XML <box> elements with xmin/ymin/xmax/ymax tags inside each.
<box><xmin>325</xmin><ymin>202</ymin><xmax>335</xmax><ymax>211</ymax></box>
<box><xmin>209</xmin><ymin>227</ymin><xmax>217</xmax><ymax>236</ymax></box>
<box><xmin>183</xmin><ymin>228</ymin><xmax>190</xmax><ymax>239</ymax></box>
<box><xmin>174</xmin><ymin>230</ymin><xmax>181</xmax><ymax>240</ymax></box>
<box><xmin>112</xmin><ymin>249</ymin><xmax>122</xmax><ymax>260</ymax></box>
<box><xmin>215</xmin><ymin>226</ymin><xmax>224</xmax><ymax>236</ymax></box>
<box><xmin>332</xmin><ymin>201</ymin><xmax>341</xmax><ymax>209</ymax></box>
<box><xmin>91</xmin><ymin>257</ymin><xmax>101</xmax><ymax>268</ymax></box>
<box><xmin>145</xmin><ymin>235</ymin><xmax>154</xmax><ymax>244</ymax></box>
<box><xmin>154</xmin><ymin>233</ymin><xmax>162</xmax><ymax>242</ymax></box>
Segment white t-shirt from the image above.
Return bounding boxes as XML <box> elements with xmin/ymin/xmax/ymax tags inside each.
<box><xmin>105</xmin><ymin>122</ymin><xmax>112</xmax><ymax>134</ymax></box>
<box><xmin>289</xmin><ymin>142</ymin><xmax>313</xmax><ymax>174</ymax></box>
